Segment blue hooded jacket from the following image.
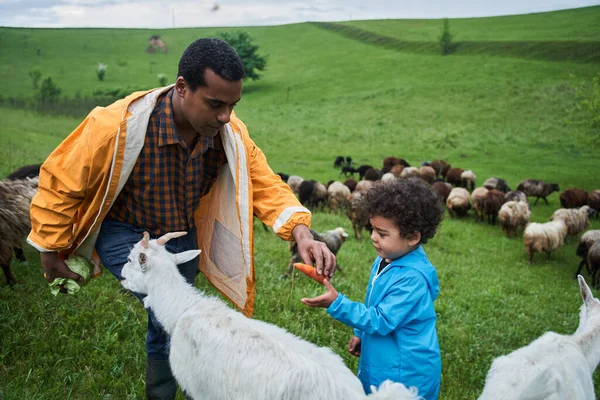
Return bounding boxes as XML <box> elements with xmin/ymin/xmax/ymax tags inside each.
<box><xmin>327</xmin><ymin>245</ymin><xmax>441</xmax><ymax>399</ymax></box>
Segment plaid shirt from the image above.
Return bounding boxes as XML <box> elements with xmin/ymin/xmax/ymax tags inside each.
<box><xmin>107</xmin><ymin>88</ymin><xmax>227</xmax><ymax>235</ymax></box>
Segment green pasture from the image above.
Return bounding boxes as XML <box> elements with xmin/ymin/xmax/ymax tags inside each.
<box><xmin>1</xmin><ymin>6</ymin><xmax>600</xmax><ymax>399</ymax></box>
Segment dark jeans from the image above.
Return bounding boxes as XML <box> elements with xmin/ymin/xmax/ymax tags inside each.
<box><xmin>95</xmin><ymin>219</ymin><xmax>199</xmax><ymax>360</ymax></box>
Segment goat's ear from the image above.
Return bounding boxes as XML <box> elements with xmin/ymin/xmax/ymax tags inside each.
<box><xmin>139</xmin><ymin>252</ymin><xmax>148</xmax><ymax>272</ymax></box>
<box><xmin>578</xmin><ymin>275</ymin><xmax>594</xmax><ymax>307</ymax></box>
<box><xmin>174</xmin><ymin>250</ymin><xmax>201</xmax><ymax>265</ymax></box>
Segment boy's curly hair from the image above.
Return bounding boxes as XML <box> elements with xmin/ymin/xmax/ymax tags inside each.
<box><xmin>362</xmin><ymin>177</ymin><xmax>444</xmax><ymax>244</ymax></box>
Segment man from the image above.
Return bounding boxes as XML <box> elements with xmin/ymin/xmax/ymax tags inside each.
<box><xmin>28</xmin><ymin>38</ymin><xmax>335</xmax><ymax>399</ymax></box>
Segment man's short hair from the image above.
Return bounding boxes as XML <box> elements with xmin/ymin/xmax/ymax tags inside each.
<box><xmin>178</xmin><ymin>38</ymin><xmax>245</xmax><ymax>91</ymax></box>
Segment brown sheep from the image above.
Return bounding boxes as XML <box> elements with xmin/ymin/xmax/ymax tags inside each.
<box><xmin>575</xmin><ymin>230</ymin><xmax>600</xmax><ymax>278</ymax></box>
<box><xmin>483</xmin><ymin>189</ymin><xmax>506</xmax><ymax>225</ymax></box>
<box><xmin>382</xmin><ymin>156</ymin><xmax>410</xmax><ymax>170</ymax></box>
<box><xmin>560</xmin><ymin>188</ymin><xmax>588</xmax><ymax>209</ymax></box>
<box><xmin>390</xmin><ymin>164</ymin><xmax>404</xmax><ymax>177</ymax></box>
<box><xmin>363</xmin><ymin>168</ymin><xmax>381</xmax><ymax>181</ymax></box>
<box><xmin>431</xmin><ymin>181</ymin><xmax>452</xmax><ymax>203</ymax></box>
<box><xmin>343</xmin><ymin>178</ymin><xmax>357</xmax><ymax>193</ymax></box>
<box><xmin>430</xmin><ymin>160</ymin><xmax>450</xmax><ymax>178</ymax></box>
<box><xmin>516</xmin><ymin>179</ymin><xmax>560</xmax><ymax>206</ymax></box>
<box><xmin>588</xmin><ymin>190</ymin><xmax>600</xmax><ymax>219</ymax></box>
<box><xmin>445</xmin><ymin>167</ymin><xmax>464</xmax><ymax>187</ymax></box>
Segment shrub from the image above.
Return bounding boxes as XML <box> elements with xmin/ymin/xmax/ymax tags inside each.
<box><xmin>157</xmin><ymin>73</ymin><xmax>168</xmax><ymax>86</ymax></box>
<box><xmin>37</xmin><ymin>76</ymin><xmax>61</xmax><ymax>103</ymax></box>
<box><xmin>28</xmin><ymin>67</ymin><xmax>42</xmax><ymax>89</ymax></box>
<box><xmin>97</xmin><ymin>63</ymin><xmax>107</xmax><ymax>81</ymax></box>
<box><xmin>219</xmin><ymin>31</ymin><xmax>267</xmax><ymax>81</ymax></box>
<box><xmin>440</xmin><ymin>18</ymin><xmax>454</xmax><ymax>56</ymax></box>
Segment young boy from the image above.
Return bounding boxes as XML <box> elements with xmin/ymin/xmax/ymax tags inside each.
<box><xmin>302</xmin><ymin>177</ymin><xmax>444</xmax><ymax>399</ymax></box>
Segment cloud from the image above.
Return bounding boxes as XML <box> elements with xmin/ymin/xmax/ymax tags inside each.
<box><xmin>0</xmin><ymin>0</ymin><xmax>598</xmax><ymax>28</ymax></box>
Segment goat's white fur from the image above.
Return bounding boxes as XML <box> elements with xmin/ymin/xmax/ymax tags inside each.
<box><xmin>121</xmin><ymin>232</ymin><xmax>421</xmax><ymax>400</ymax></box>
<box><xmin>478</xmin><ymin>275</ymin><xmax>600</xmax><ymax>400</ymax></box>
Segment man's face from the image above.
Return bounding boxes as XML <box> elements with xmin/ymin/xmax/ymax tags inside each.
<box><xmin>176</xmin><ymin>68</ymin><xmax>242</xmax><ymax>137</ymax></box>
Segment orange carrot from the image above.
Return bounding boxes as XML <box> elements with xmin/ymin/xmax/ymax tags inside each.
<box><xmin>294</xmin><ymin>263</ymin><xmax>326</xmax><ymax>284</ymax></box>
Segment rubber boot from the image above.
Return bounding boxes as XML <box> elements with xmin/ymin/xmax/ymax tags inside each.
<box><xmin>145</xmin><ymin>358</ymin><xmax>177</xmax><ymax>400</ymax></box>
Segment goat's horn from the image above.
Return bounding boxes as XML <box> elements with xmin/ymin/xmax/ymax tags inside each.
<box><xmin>141</xmin><ymin>232</ymin><xmax>150</xmax><ymax>249</ymax></box>
<box><xmin>157</xmin><ymin>231</ymin><xmax>188</xmax><ymax>246</ymax></box>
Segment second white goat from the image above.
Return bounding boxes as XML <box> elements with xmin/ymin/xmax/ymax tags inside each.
<box><xmin>478</xmin><ymin>275</ymin><xmax>600</xmax><ymax>399</ymax></box>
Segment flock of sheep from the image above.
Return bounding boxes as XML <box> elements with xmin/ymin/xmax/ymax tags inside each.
<box><xmin>278</xmin><ymin>156</ymin><xmax>600</xmax><ymax>286</ymax></box>
<box><xmin>2</xmin><ymin>157</ymin><xmax>600</xmax><ymax>399</ymax></box>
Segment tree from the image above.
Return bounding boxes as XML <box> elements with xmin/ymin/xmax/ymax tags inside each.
<box><xmin>219</xmin><ymin>31</ymin><xmax>267</xmax><ymax>81</ymax></box>
<box><xmin>28</xmin><ymin>67</ymin><xmax>42</xmax><ymax>89</ymax></box>
<box><xmin>439</xmin><ymin>18</ymin><xmax>454</xmax><ymax>56</ymax></box>
<box><xmin>37</xmin><ymin>76</ymin><xmax>61</xmax><ymax>103</ymax></box>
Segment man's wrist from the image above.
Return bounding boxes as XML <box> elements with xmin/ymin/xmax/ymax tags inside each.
<box><xmin>292</xmin><ymin>224</ymin><xmax>313</xmax><ymax>242</ymax></box>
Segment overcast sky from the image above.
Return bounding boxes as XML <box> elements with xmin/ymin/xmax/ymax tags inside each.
<box><xmin>1</xmin><ymin>0</ymin><xmax>598</xmax><ymax>28</ymax></box>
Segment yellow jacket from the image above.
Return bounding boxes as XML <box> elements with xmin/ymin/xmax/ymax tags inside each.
<box><xmin>28</xmin><ymin>86</ymin><xmax>311</xmax><ymax>317</ymax></box>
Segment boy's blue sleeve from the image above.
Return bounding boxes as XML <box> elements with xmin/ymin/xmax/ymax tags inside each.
<box><xmin>327</xmin><ymin>275</ymin><xmax>427</xmax><ymax>335</ymax></box>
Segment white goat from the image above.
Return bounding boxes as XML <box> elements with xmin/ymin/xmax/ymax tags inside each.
<box><xmin>478</xmin><ymin>275</ymin><xmax>600</xmax><ymax>400</ymax></box>
<box><xmin>121</xmin><ymin>232</ymin><xmax>422</xmax><ymax>400</ymax></box>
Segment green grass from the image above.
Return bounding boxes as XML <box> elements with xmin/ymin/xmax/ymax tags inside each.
<box><xmin>338</xmin><ymin>5</ymin><xmax>600</xmax><ymax>41</ymax></box>
<box><xmin>1</xmin><ymin>6</ymin><xmax>600</xmax><ymax>399</ymax></box>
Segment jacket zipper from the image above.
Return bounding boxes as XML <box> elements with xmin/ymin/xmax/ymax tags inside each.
<box><xmin>367</xmin><ymin>262</ymin><xmax>392</xmax><ymax>307</ymax></box>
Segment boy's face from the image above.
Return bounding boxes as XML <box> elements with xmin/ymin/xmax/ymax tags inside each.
<box><xmin>370</xmin><ymin>215</ymin><xmax>420</xmax><ymax>262</ymax></box>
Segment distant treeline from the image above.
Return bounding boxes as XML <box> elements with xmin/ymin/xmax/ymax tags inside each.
<box><xmin>315</xmin><ymin>22</ymin><xmax>600</xmax><ymax>63</ymax></box>
<box><xmin>0</xmin><ymin>87</ymin><xmax>149</xmax><ymax>118</ymax></box>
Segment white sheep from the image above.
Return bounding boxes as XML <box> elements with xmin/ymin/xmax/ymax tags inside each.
<box><xmin>121</xmin><ymin>232</ymin><xmax>422</xmax><ymax>400</ymax></box>
<box><xmin>446</xmin><ymin>187</ymin><xmax>471</xmax><ymax>218</ymax></box>
<box><xmin>550</xmin><ymin>205</ymin><xmax>593</xmax><ymax>240</ymax></box>
<box><xmin>355</xmin><ymin>179</ymin><xmax>375</xmax><ymax>193</ymax></box>
<box><xmin>380</xmin><ymin>172</ymin><xmax>397</xmax><ymax>184</ymax></box>
<box><xmin>1</xmin><ymin>177</ymin><xmax>39</xmax><ymax>285</ymax></box>
<box><xmin>471</xmin><ymin>187</ymin><xmax>489</xmax><ymax>222</ymax></box>
<box><xmin>478</xmin><ymin>275</ymin><xmax>600</xmax><ymax>400</ymax></box>
<box><xmin>460</xmin><ymin>170</ymin><xmax>476</xmax><ymax>192</ymax></box>
<box><xmin>523</xmin><ymin>219</ymin><xmax>567</xmax><ymax>264</ymax></box>
<box><xmin>400</xmin><ymin>166</ymin><xmax>420</xmax><ymax>179</ymax></box>
<box><xmin>327</xmin><ymin>181</ymin><xmax>351</xmax><ymax>211</ymax></box>
<box><xmin>498</xmin><ymin>201</ymin><xmax>530</xmax><ymax>239</ymax></box>
<box><xmin>287</xmin><ymin>175</ymin><xmax>304</xmax><ymax>194</ymax></box>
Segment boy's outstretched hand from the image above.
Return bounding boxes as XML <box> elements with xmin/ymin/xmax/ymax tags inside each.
<box><xmin>301</xmin><ymin>279</ymin><xmax>338</xmax><ymax>308</ymax></box>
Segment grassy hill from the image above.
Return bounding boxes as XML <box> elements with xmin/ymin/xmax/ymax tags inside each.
<box><xmin>1</xmin><ymin>6</ymin><xmax>599</xmax><ymax>399</ymax></box>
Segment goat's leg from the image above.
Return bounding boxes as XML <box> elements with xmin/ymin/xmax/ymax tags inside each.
<box><xmin>1</xmin><ymin>263</ymin><xmax>17</xmax><ymax>286</ymax></box>
<box><xmin>543</xmin><ymin>197</ymin><xmax>549</xmax><ymax>205</ymax></box>
<box><xmin>534</xmin><ymin>197</ymin><xmax>540</xmax><ymax>206</ymax></box>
